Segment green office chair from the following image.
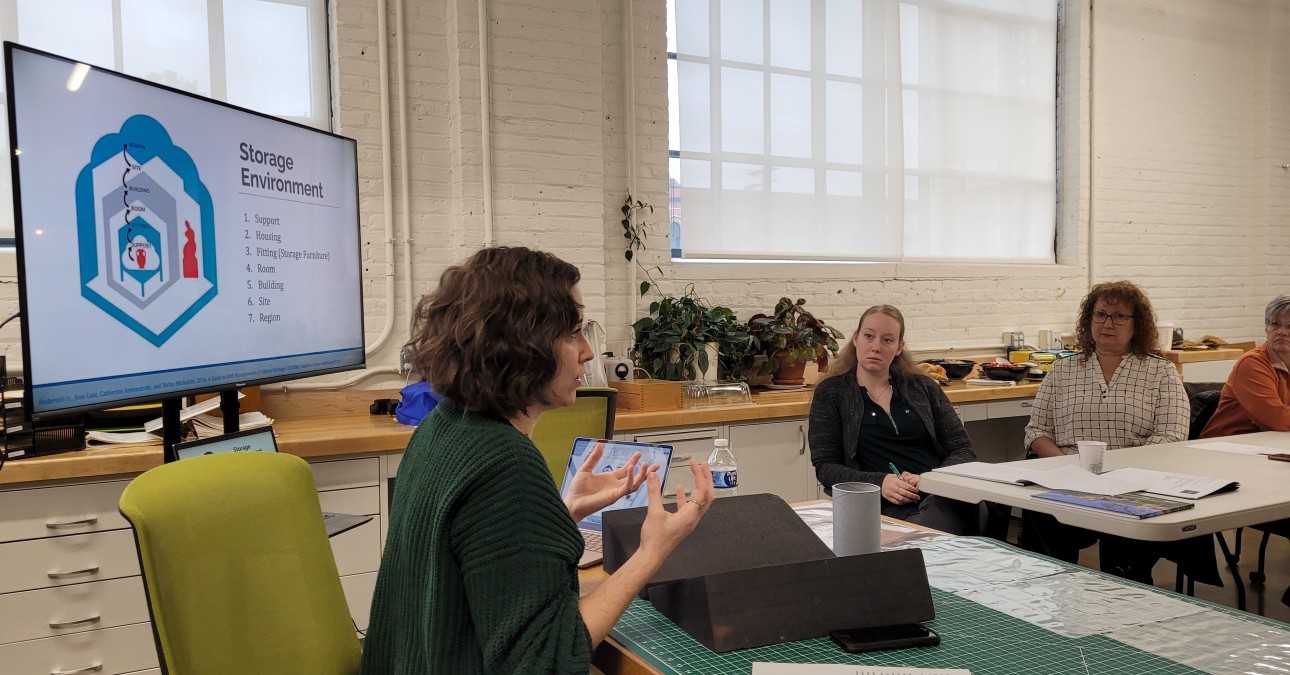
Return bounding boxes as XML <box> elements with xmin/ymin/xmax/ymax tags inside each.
<box><xmin>119</xmin><ymin>452</ymin><xmax>361</xmax><ymax>675</ymax></box>
<box><xmin>531</xmin><ymin>387</ymin><xmax>618</xmax><ymax>484</ymax></box>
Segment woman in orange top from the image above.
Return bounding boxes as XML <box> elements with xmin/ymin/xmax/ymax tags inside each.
<box><xmin>1201</xmin><ymin>295</ymin><xmax>1290</xmax><ymax>438</ymax></box>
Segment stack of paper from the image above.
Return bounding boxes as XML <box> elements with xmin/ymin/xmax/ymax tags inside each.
<box><xmin>85</xmin><ymin>430</ymin><xmax>161</xmax><ymax>448</ymax></box>
<box><xmin>932</xmin><ymin>462</ymin><xmax>1238</xmax><ymax>499</ymax></box>
<box><xmin>189</xmin><ymin>411</ymin><xmax>274</xmax><ymax>437</ymax></box>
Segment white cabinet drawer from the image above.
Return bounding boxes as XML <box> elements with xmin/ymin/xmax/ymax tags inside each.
<box><xmin>318</xmin><ymin>486</ymin><xmax>380</xmax><ymax>516</ymax></box>
<box><xmin>0</xmin><ymin>481</ymin><xmax>132</xmax><ymax>544</ymax></box>
<box><xmin>0</xmin><ymin>621</ymin><xmax>159</xmax><ymax>675</ymax></box>
<box><xmin>340</xmin><ymin>571</ymin><xmax>377</xmax><ymax>632</ymax></box>
<box><xmin>0</xmin><ymin>529</ymin><xmax>140</xmax><ymax>595</ymax></box>
<box><xmin>986</xmin><ymin>399</ymin><xmax>1035</xmax><ymax>419</ymax></box>
<box><xmin>330</xmin><ymin>516</ymin><xmax>381</xmax><ymax>577</ymax></box>
<box><xmin>310</xmin><ymin>457</ymin><xmax>380</xmax><ymax>491</ymax></box>
<box><xmin>954</xmin><ymin>402</ymin><xmax>989</xmax><ymax>422</ymax></box>
<box><xmin>0</xmin><ymin>577</ymin><xmax>150</xmax><ymax>644</ymax></box>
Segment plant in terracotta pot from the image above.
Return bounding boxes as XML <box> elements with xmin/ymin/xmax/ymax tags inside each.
<box><xmin>748</xmin><ymin>297</ymin><xmax>844</xmax><ymax>385</ymax></box>
<box><xmin>630</xmin><ymin>288</ymin><xmax>752</xmax><ymax>381</ymax></box>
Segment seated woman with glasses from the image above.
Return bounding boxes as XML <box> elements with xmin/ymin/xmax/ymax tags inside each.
<box><xmin>1200</xmin><ymin>294</ymin><xmax>1290</xmax><ymax>437</ymax></box>
<box><xmin>1020</xmin><ymin>280</ymin><xmax>1189</xmax><ymax>580</ymax></box>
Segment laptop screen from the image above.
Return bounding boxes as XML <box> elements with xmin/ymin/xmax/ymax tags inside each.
<box><xmin>173</xmin><ymin>426</ymin><xmax>278</xmax><ymax>461</ymax></box>
<box><xmin>559</xmin><ymin>437</ymin><xmax>674</xmax><ymax>531</ymax></box>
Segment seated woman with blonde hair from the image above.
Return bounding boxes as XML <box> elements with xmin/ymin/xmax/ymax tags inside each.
<box><xmin>808</xmin><ymin>304</ymin><xmax>978</xmax><ymax>534</ymax></box>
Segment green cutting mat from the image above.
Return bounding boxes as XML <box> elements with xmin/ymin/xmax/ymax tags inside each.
<box><xmin>612</xmin><ymin>589</ymin><xmax>1201</xmax><ymax>675</ymax></box>
<box><xmin>609</xmin><ymin>539</ymin><xmax>1290</xmax><ymax>674</ymax></box>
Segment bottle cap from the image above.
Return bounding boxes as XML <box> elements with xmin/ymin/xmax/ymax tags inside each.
<box><xmin>713</xmin><ymin>438</ymin><xmax>728</xmax><ymax>447</ymax></box>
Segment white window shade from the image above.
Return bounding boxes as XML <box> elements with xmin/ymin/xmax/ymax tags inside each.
<box><xmin>671</xmin><ymin>0</ymin><xmax>1058</xmax><ymax>262</ymax></box>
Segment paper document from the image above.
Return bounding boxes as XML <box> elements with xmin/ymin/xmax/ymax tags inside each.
<box><xmin>85</xmin><ymin>430</ymin><xmax>162</xmax><ymax>447</ymax></box>
<box><xmin>1103</xmin><ymin>467</ymin><xmax>1238</xmax><ymax>499</ymax></box>
<box><xmin>933</xmin><ymin>462</ymin><xmax>1147</xmax><ymax>495</ymax></box>
<box><xmin>143</xmin><ymin>393</ymin><xmax>246</xmax><ymax>433</ymax></box>
<box><xmin>752</xmin><ymin>665</ymin><xmax>970</xmax><ymax>675</ymax></box>
<box><xmin>1188</xmin><ymin>440</ymin><xmax>1279</xmax><ymax>456</ymax></box>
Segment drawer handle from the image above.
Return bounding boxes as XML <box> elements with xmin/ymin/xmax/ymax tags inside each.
<box><xmin>46</xmin><ymin>517</ymin><xmax>98</xmax><ymax>530</ymax></box>
<box><xmin>48</xmin><ymin>566</ymin><xmax>100</xmax><ymax>580</ymax></box>
<box><xmin>49</xmin><ymin>615</ymin><xmax>102</xmax><ymax>629</ymax></box>
<box><xmin>52</xmin><ymin>664</ymin><xmax>102</xmax><ymax>675</ymax></box>
<box><xmin>671</xmin><ymin>454</ymin><xmax>692</xmax><ymax>464</ymax></box>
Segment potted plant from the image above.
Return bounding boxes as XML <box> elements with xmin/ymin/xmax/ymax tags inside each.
<box><xmin>630</xmin><ymin>288</ymin><xmax>752</xmax><ymax>381</ymax></box>
<box><xmin>748</xmin><ymin>297</ymin><xmax>845</xmax><ymax>385</ymax></box>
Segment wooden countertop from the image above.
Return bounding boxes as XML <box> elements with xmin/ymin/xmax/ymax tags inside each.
<box><xmin>614</xmin><ymin>379</ymin><xmax>1039</xmax><ymax>431</ymax></box>
<box><xmin>1162</xmin><ymin>347</ymin><xmax>1247</xmax><ymax>364</ymax></box>
<box><xmin>0</xmin><ymin>412</ymin><xmax>413</xmax><ymax>487</ymax></box>
<box><xmin>0</xmin><ymin>378</ymin><xmax>1037</xmax><ymax>487</ymax></box>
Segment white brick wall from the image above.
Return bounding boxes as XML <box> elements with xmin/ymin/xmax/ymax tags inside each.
<box><xmin>3</xmin><ymin>0</ymin><xmax>1288</xmax><ymax>387</ymax></box>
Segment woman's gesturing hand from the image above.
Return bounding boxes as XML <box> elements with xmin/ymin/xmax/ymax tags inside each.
<box><xmin>882</xmin><ymin>472</ymin><xmax>920</xmax><ymax>505</ymax></box>
<box><xmin>637</xmin><ymin>459</ymin><xmax>714</xmax><ymax>562</ymax></box>
<box><xmin>563</xmin><ymin>445</ymin><xmax>657</xmax><ymax>523</ymax></box>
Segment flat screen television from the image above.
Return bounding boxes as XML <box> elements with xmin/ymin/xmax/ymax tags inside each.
<box><xmin>5</xmin><ymin>42</ymin><xmax>365</xmax><ymax>422</ymax></box>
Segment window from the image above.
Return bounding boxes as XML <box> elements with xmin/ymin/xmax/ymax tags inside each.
<box><xmin>667</xmin><ymin>0</ymin><xmax>1059</xmax><ymax>262</ymax></box>
<box><xmin>0</xmin><ymin>0</ymin><xmax>330</xmax><ymax>241</ymax></box>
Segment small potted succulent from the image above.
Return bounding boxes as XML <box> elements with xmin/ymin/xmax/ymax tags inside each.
<box><xmin>748</xmin><ymin>297</ymin><xmax>844</xmax><ymax>385</ymax></box>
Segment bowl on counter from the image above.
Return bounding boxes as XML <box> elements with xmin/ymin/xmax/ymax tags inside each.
<box><xmin>921</xmin><ymin>358</ymin><xmax>976</xmax><ymax>380</ymax></box>
<box><xmin>979</xmin><ymin>362</ymin><xmax>1030</xmax><ymax>382</ymax></box>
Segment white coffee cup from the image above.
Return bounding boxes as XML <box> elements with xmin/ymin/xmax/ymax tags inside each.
<box><xmin>1157</xmin><ymin>323</ymin><xmax>1175</xmax><ymax>351</ymax></box>
<box><xmin>1077</xmin><ymin>440</ymin><xmax>1107</xmax><ymax>474</ymax></box>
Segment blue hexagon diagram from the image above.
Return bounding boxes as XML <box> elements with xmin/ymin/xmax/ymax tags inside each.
<box><xmin>75</xmin><ymin>115</ymin><xmax>217</xmax><ymax>347</ymax></box>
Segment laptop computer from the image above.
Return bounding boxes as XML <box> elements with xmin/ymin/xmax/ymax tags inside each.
<box><xmin>173</xmin><ymin>426</ymin><xmax>372</xmax><ymax>538</ymax></box>
<box><xmin>558</xmin><ymin>437</ymin><xmax>674</xmax><ymax>568</ymax></box>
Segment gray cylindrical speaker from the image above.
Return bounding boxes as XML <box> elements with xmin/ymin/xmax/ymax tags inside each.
<box><xmin>832</xmin><ymin>482</ymin><xmax>881</xmax><ymax>556</ymax></box>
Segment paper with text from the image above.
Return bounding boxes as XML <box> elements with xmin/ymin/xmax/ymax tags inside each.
<box><xmin>1104</xmin><ymin>467</ymin><xmax>1238</xmax><ymax>499</ymax></box>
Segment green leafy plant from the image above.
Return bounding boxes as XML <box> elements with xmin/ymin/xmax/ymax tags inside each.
<box><xmin>748</xmin><ymin>297</ymin><xmax>845</xmax><ymax>375</ymax></box>
<box><xmin>621</xmin><ymin>194</ymin><xmax>662</xmax><ymax>297</ymax></box>
<box><xmin>631</xmin><ymin>288</ymin><xmax>754</xmax><ymax>381</ymax></box>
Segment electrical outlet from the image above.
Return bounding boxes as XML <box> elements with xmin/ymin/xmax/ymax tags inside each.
<box><xmin>399</xmin><ymin>346</ymin><xmax>415</xmax><ymax>377</ymax></box>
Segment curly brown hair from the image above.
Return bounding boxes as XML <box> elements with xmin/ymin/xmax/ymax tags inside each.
<box><xmin>1074</xmin><ymin>280</ymin><xmax>1161</xmax><ymax>360</ymax></box>
<box><xmin>405</xmin><ymin>246</ymin><xmax>582</xmax><ymax>420</ymax></box>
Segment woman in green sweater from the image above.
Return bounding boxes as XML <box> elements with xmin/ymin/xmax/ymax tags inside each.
<box><xmin>361</xmin><ymin>246</ymin><xmax>713</xmax><ymax>674</ymax></box>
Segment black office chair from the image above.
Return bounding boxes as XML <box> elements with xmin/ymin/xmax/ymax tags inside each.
<box><xmin>1167</xmin><ymin>384</ymin><xmax>1241</xmax><ymax>606</ymax></box>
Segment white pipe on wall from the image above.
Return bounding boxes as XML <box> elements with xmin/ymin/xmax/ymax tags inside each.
<box><xmin>1086</xmin><ymin>0</ymin><xmax>1097</xmax><ymax>290</ymax></box>
<box><xmin>282</xmin><ymin>0</ymin><xmax>400</xmax><ymax>392</ymax></box>
<box><xmin>479</xmin><ymin>0</ymin><xmax>495</xmax><ymax>245</ymax></box>
<box><xmin>625</xmin><ymin>0</ymin><xmax>639</xmax><ymax>338</ymax></box>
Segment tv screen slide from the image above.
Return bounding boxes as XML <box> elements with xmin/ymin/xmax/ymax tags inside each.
<box><xmin>6</xmin><ymin>44</ymin><xmax>365</xmax><ymax>418</ymax></box>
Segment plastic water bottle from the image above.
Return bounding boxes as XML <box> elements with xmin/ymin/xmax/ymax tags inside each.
<box><xmin>708</xmin><ymin>438</ymin><xmax>739</xmax><ymax>497</ymax></box>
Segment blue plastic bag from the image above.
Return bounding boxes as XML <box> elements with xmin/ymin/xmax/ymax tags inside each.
<box><xmin>394</xmin><ymin>381</ymin><xmax>443</xmax><ymax>426</ymax></box>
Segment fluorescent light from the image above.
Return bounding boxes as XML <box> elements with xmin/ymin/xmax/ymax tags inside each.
<box><xmin>66</xmin><ymin>63</ymin><xmax>90</xmax><ymax>92</ymax></box>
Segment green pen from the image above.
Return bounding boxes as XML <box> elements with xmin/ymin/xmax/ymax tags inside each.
<box><xmin>888</xmin><ymin>462</ymin><xmax>901</xmax><ymax>476</ymax></box>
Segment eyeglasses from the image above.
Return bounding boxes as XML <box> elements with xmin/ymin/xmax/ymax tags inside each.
<box><xmin>1091</xmin><ymin>311</ymin><xmax>1134</xmax><ymax>326</ymax></box>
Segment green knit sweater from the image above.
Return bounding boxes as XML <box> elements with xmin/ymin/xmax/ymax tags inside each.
<box><xmin>360</xmin><ymin>401</ymin><xmax>591</xmax><ymax>673</ymax></box>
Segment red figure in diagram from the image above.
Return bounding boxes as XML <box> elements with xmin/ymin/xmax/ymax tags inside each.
<box><xmin>182</xmin><ymin>220</ymin><xmax>198</xmax><ymax>278</ymax></box>
<box><xmin>137</xmin><ymin>248</ymin><xmax>146</xmax><ymax>269</ymax></box>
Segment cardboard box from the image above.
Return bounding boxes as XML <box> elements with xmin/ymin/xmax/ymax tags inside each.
<box><xmin>609</xmin><ymin>380</ymin><xmax>683</xmax><ymax>412</ymax></box>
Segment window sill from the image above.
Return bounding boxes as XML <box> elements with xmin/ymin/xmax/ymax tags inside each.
<box><xmin>671</xmin><ymin>258</ymin><xmax>1083</xmax><ymax>281</ymax></box>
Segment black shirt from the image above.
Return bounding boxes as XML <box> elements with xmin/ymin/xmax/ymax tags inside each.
<box><xmin>856</xmin><ymin>386</ymin><xmax>938</xmax><ymax>476</ymax></box>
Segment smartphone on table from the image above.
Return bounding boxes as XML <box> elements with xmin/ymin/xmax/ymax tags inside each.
<box><xmin>829</xmin><ymin>623</ymin><xmax>940</xmax><ymax>653</ymax></box>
